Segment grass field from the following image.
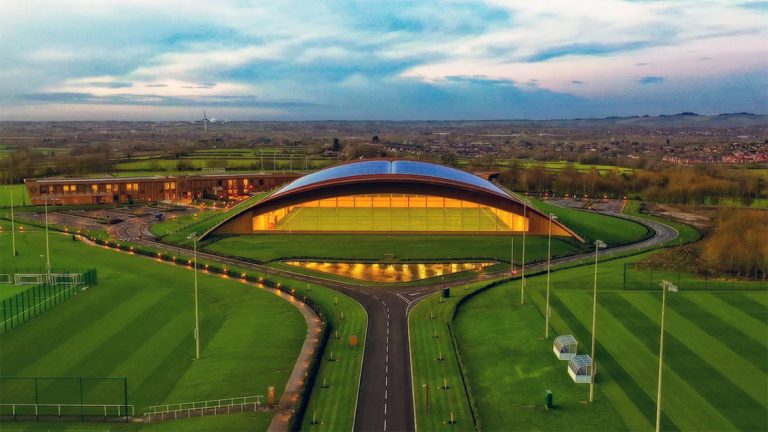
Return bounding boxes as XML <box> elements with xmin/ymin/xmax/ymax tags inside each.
<box><xmin>274</xmin><ymin>207</ymin><xmax>516</xmax><ymax>232</ymax></box>
<box><xmin>0</xmin><ymin>227</ymin><xmax>307</xmax><ymax>430</ymax></box>
<box><xmin>455</xmin><ymin>252</ymin><xmax>768</xmax><ymax>430</ymax></box>
<box><xmin>0</xmin><ymin>185</ymin><xmax>31</xmax><ymax>208</ymax></box>
<box><xmin>205</xmin><ymin>234</ymin><xmax>580</xmax><ymax>264</ymax></box>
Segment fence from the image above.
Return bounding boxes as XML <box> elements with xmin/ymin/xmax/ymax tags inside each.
<box><xmin>0</xmin><ymin>269</ymin><xmax>97</xmax><ymax>334</ymax></box>
<box><xmin>0</xmin><ymin>376</ymin><xmax>129</xmax><ymax>422</ymax></box>
<box><xmin>623</xmin><ymin>264</ymin><xmax>766</xmax><ymax>291</ymax></box>
<box><xmin>144</xmin><ymin>395</ymin><xmax>264</xmax><ymax>422</ymax></box>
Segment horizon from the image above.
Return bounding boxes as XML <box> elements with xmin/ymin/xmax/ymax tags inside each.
<box><xmin>1</xmin><ymin>1</ymin><xmax>767</xmax><ymax>121</ymax></box>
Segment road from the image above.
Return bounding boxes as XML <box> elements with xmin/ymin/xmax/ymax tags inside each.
<box><xmin>100</xmin><ymin>205</ymin><xmax>678</xmax><ymax>432</ymax></box>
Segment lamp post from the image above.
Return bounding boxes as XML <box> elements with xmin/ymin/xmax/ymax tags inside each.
<box><xmin>510</xmin><ymin>236</ymin><xmax>515</xmax><ymax>277</ymax></box>
<box><xmin>656</xmin><ymin>280</ymin><xmax>678</xmax><ymax>432</ymax></box>
<box><xmin>589</xmin><ymin>239</ymin><xmax>607</xmax><ymax>402</ymax></box>
<box><xmin>545</xmin><ymin>213</ymin><xmax>558</xmax><ymax>339</ymax></box>
<box><xmin>188</xmin><ymin>232</ymin><xmax>200</xmax><ymax>360</ymax></box>
<box><xmin>520</xmin><ymin>200</ymin><xmax>528</xmax><ymax>305</ymax></box>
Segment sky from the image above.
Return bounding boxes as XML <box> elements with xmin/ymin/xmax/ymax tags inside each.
<box><xmin>0</xmin><ymin>0</ymin><xmax>767</xmax><ymax>121</ymax></box>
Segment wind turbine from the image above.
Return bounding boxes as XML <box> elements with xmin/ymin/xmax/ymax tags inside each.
<box><xmin>202</xmin><ymin>111</ymin><xmax>209</xmax><ymax>133</ymax></box>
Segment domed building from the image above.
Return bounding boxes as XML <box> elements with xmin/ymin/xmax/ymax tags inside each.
<box><xmin>201</xmin><ymin>159</ymin><xmax>582</xmax><ymax>240</ymax></box>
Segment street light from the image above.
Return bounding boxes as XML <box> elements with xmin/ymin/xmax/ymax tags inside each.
<box><xmin>545</xmin><ymin>213</ymin><xmax>558</xmax><ymax>339</ymax></box>
<box><xmin>510</xmin><ymin>236</ymin><xmax>515</xmax><ymax>277</ymax></box>
<box><xmin>656</xmin><ymin>280</ymin><xmax>678</xmax><ymax>432</ymax></box>
<box><xmin>187</xmin><ymin>232</ymin><xmax>201</xmax><ymax>360</ymax></box>
<box><xmin>44</xmin><ymin>197</ymin><xmax>51</xmax><ymax>275</ymax></box>
<box><xmin>8</xmin><ymin>187</ymin><xmax>17</xmax><ymax>256</ymax></box>
<box><xmin>589</xmin><ymin>239</ymin><xmax>607</xmax><ymax>403</ymax></box>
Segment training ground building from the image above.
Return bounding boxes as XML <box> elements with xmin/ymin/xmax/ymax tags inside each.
<box><xmin>24</xmin><ymin>173</ymin><xmax>301</xmax><ymax>205</ymax></box>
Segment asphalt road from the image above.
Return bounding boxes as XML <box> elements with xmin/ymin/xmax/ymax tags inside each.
<box><xmin>99</xmin><ymin>204</ymin><xmax>678</xmax><ymax>432</ymax></box>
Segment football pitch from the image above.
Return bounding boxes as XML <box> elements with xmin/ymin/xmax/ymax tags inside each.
<box><xmin>455</xmin><ymin>253</ymin><xmax>768</xmax><ymax>431</ymax></box>
<box><xmin>274</xmin><ymin>206</ymin><xmax>513</xmax><ymax>232</ymax></box>
<box><xmin>0</xmin><ymin>227</ymin><xmax>306</xmax><ymax>430</ymax></box>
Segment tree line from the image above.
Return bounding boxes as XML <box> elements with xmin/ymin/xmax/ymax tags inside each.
<box><xmin>496</xmin><ymin>162</ymin><xmax>766</xmax><ymax>205</ymax></box>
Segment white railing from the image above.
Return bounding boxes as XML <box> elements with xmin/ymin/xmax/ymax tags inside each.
<box><xmin>0</xmin><ymin>403</ymin><xmax>134</xmax><ymax>417</ymax></box>
<box><xmin>146</xmin><ymin>395</ymin><xmax>264</xmax><ymax>417</ymax></box>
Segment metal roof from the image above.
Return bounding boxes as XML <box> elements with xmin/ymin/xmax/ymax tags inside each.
<box><xmin>568</xmin><ymin>354</ymin><xmax>593</xmax><ymax>371</ymax></box>
<box><xmin>554</xmin><ymin>335</ymin><xmax>578</xmax><ymax>350</ymax></box>
<box><xmin>274</xmin><ymin>159</ymin><xmax>508</xmax><ymax>196</ymax></box>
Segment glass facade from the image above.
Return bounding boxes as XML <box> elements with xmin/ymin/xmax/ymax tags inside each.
<box><xmin>252</xmin><ymin>193</ymin><xmax>528</xmax><ymax>232</ymax></box>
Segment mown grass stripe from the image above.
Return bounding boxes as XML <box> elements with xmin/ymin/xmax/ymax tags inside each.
<box><xmin>549</xmin><ymin>293</ymin><xmax>679</xmax><ymax>431</ymax></box>
<box><xmin>689</xmin><ymin>293</ymin><xmax>768</xmax><ymax>342</ymax></box>
<box><xmin>602</xmin><ymin>293</ymin><xmax>767</xmax><ymax>431</ymax></box>
<box><xmin>714</xmin><ymin>292</ymin><xmax>768</xmax><ymax>323</ymax></box>
<box><xmin>670</xmin><ymin>294</ymin><xmax>767</xmax><ymax>372</ymax></box>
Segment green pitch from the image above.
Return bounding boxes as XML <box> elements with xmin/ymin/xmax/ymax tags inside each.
<box><xmin>0</xmin><ymin>227</ymin><xmax>306</xmax><ymax>430</ymax></box>
<box><xmin>456</xmin><ymin>253</ymin><xmax>768</xmax><ymax>430</ymax></box>
<box><xmin>274</xmin><ymin>206</ymin><xmax>512</xmax><ymax>232</ymax></box>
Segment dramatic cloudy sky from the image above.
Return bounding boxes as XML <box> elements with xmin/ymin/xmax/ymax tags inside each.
<box><xmin>1</xmin><ymin>0</ymin><xmax>766</xmax><ymax>120</ymax></box>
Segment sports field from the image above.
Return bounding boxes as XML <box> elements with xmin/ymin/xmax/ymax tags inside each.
<box><xmin>273</xmin><ymin>207</ymin><xmax>514</xmax><ymax>232</ymax></box>
<box><xmin>0</xmin><ymin>226</ymin><xmax>306</xmax><ymax>430</ymax></box>
<box><xmin>455</xmin><ymin>253</ymin><xmax>768</xmax><ymax>430</ymax></box>
<box><xmin>0</xmin><ymin>185</ymin><xmax>31</xmax><ymax>208</ymax></box>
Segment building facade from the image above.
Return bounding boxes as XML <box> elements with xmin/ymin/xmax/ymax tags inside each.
<box><xmin>24</xmin><ymin>173</ymin><xmax>301</xmax><ymax>205</ymax></box>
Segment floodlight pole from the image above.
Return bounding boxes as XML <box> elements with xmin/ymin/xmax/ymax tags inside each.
<box><xmin>589</xmin><ymin>239</ymin><xmax>605</xmax><ymax>403</ymax></box>
<box><xmin>520</xmin><ymin>201</ymin><xmax>527</xmax><ymax>305</ymax></box>
<box><xmin>44</xmin><ymin>198</ymin><xmax>51</xmax><ymax>275</ymax></box>
<box><xmin>656</xmin><ymin>280</ymin><xmax>678</xmax><ymax>432</ymax></box>
<box><xmin>10</xmin><ymin>187</ymin><xmax>17</xmax><ymax>256</ymax></box>
<box><xmin>189</xmin><ymin>233</ymin><xmax>201</xmax><ymax>360</ymax></box>
<box><xmin>545</xmin><ymin>213</ymin><xmax>556</xmax><ymax>339</ymax></box>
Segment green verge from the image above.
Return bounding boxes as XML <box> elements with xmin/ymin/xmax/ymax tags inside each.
<box><xmin>0</xmin><ymin>228</ymin><xmax>307</xmax><ymax>431</ymax></box>
<box><xmin>457</xmin><ymin>252</ymin><xmax>767</xmax><ymax>431</ymax></box>
<box><xmin>622</xmin><ymin>200</ymin><xmax>701</xmax><ymax>245</ymax></box>
<box><xmin>531</xmin><ymin>199</ymin><xmax>651</xmax><ymax>246</ymax></box>
<box><xmin>203</xmin><ymin>234</ymin><xmax>580</xmax><ymax>264</ymax></box>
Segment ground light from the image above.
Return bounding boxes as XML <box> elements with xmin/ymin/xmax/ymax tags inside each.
<box><xmin>545</xmin><ymin>213</ymin><xmax>558</xmax><ymax>339</ymax></box>
<box><xmin>656</xmin><ymin>280</ymin><xmax>679</xmax><ymax>432</ymax></box>
<box><xmin>589</xmin><ymin>239</ymin><xmax>607</xmax><ymax>403</ymax></box>
<box><xmin>187</xmin><ymin>232</ymin><xmax>201</xmax><ymax>360</ymax></box>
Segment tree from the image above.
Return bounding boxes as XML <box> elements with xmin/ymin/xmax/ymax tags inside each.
<box><xmin>332</xmin><ymin>138</ymin><xmax>341</xmax><ymax>152</ymax></box>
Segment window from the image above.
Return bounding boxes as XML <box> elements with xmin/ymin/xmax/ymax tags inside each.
<box><xmin>91</xmin><ymin>184</ymin><xmax>98</xmax><ymax>193</ymax></box>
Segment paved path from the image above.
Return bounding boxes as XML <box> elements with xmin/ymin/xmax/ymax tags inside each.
<box><xmin>104</xmin><ymin>207</ymin><xmax>678</xmax><ymax>432</ymax></box>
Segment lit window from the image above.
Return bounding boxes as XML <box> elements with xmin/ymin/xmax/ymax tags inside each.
<box><xmin>91</xmin><ymin>184</ymin><xmax>98</xmax><ymax>193</ymax></box>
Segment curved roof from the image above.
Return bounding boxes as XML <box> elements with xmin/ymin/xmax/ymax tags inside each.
<box><xmin>200</xmin><ymin>159</ymin><xmax>584</xmax><ymax>241</ymax></box>
<box><xmin>274</xmin><ymin>159</ymin><xmax>508</xmax><ymax>197</ymax></box>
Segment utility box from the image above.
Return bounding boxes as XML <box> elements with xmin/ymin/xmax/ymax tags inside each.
<box><xmin>442</xmin><ymin>288</ymin><xmax>450</xmax><ymax>298</ymax></box>
<box><xmin>545</xmin><ymin>390</ymin><xmax>553</xmax><ymax>409</ymax></box>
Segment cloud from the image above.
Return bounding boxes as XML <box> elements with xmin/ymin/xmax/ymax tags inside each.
<box><xmin>638</xmin><ymin>76</ymin><xmax>665</xmax><ymax>85</ymax></box>
<box><xmin>3</xmin><ymin>92</ymin><xmax>321</xmax><ymax>109</ymax></box>
<box><xmin>0</xmin><ymin>0</ymin><xmax>766</xmax><ymax>120</ymax></box>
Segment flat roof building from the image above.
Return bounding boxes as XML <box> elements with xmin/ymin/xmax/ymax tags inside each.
<box><xmin>24</xmin><ymin>172</ymin><xmax>301</xmax><ymax>205</ymax></box>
